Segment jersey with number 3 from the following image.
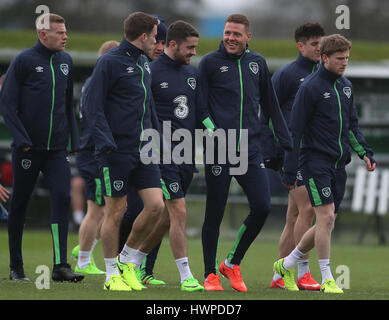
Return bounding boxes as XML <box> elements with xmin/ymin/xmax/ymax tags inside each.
<box><xmin>150</xmin><ymin>52</ymin><xmax>201</xmax><ymax>143</ymax></box>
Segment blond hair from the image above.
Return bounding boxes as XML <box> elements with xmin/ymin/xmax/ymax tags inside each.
<box><xmin>98</xmin><ymin>40</ymin><xmax>120</xmax><ymax>57</ymax></box>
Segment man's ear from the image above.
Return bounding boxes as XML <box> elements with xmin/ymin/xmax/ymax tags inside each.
<box><xmin>38</xmin><ymin>29</ymin><xmax>47</xmax><ymax>40</ymax></box>
<box><xmin>247</xmin><ymin>32</ymin><xmax>252</xmax><ymax>42</ymax></box>
<box><xmin>168</xmin><ymin>39</ymin><xmax>177</xmax><ymax>48</ymax></box>
<box><xmin>321</xmin><ymin>53</ymin><xmax>328</xmax><ymax>64</ymax></box>
<box><xmin>140</xmin><ymin>32</ymin><xmax>147</xmax><ymax>42</ymax></box>
<box><xmin>297</xmin><ymin>41</ymin><xmax>304</xmax><ymax>52</ymax></box>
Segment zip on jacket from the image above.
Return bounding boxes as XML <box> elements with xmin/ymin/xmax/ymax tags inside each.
<box><xmin>197</xmin><ymin>41</ymin><xmax>292</xmax><ymax>158</ymax></box>
<box><xmin>83</xmin><ymin>38</ymin><xmax>153</xmax><ymax>156</ymax></box>
<box><xmin>283</xmin><ymin>63</ymin><xmax>373</xmax><ymax>183</ymax></box>
<box><xmin>0</xmin><ymin>40</ymin><xmax>79</xmax><ymax>152</ymax></box>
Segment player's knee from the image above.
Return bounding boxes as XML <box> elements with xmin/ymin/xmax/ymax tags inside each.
<box><xmin>145</xmin><ymin>199</ymin><xmax>165</xmax><ymax>220</ymax></box>
<box><xmin>323</xmin><ymin>212</ymin><xmax>336</xmax><ymax>230</ymax></box>
<box><xmin>253</xmin><ymin>200</ymin><xmax>271</xmax><ymax>217</ymax></box>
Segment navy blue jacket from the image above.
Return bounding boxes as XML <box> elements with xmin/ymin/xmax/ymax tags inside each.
<box><xmin>150</xmin><ymin>53</ymin><xmax>212</xmax><ymax>164</ymax></box>
<box><xmin>260</xmin><ymin>53</ymin><xmax>318</xmax><ymax>160</ymax></box>
<box><xmin>0</xmin><ymin>40</ymin><xmax>79</xmax><ymax>151</ymax></box>
<box><xmin>198</xmin><ymin>41</ymin><xmax>292</xmax><ymax>157</ymax></box>
<box><xmin>83</xmin><ymin>38</ymin><xmax>153</xmax><ymax>156</ymax></box>
<box><xmin>282</xmin><ymin>64</ymin><xmax>373</xmax><ymax>185</ymax></box>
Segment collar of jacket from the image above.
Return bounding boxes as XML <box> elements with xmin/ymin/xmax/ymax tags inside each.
<box><xmin>218</xmin><ymin>40</ymin><xmax>249</xmax><ymax>60</ymax></box>
<box><xmin>296</xmin><ymin>52</ymin><xmax>318</xmax><ymax>70</ymax></box>
<box><xmin>119</xmin><ymin>38</ymin><xmax>144</xmax><ymax>58</ymax></box>
<box><xmin>159</xmin><ymin>52</ymin><xmax>183</xmax><ymax>68</ymax></box>
<box><xmin>34</xmin><ymin>39</ymin><xmax>58</xmax><ymax>57</ymax></box>
<box><xmin>317</xmin><ymin>63</ymin><xmax>343</xmax><ymax>82</ymax></box>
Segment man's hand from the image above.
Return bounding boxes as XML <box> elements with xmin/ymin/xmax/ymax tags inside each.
<box><xmin>281</xmin><ymin>172</ymin><xmax>297</xmax><ymax>190</ymax></box>
<box><xmin>22</xmin><ymin>147</ymin><xmax>31</xmax><ymax>152</ymax></box>
<box><xmin>364</xmin><ymin>155</ymin><xmax>376</xmax><ymax>172</ymax></box>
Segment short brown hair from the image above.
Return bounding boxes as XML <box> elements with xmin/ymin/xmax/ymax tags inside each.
<box><xmin>98</xmin><ymin>40</ymin><xmax>120</xmax><ymax>57</ymax></box>
<box><xmin>166</xmin><ymin>20</ymin><xmax>199</xmax><ymax>46</ymax></box>
<box><xmin>320</xmin><ymin>34</ymin><xmax>352</xmax><ymax>57</ymax></box>
<box><xmin>124</xmin><ymin>12</ymin><xmax>158</xmax><ymax>41</ymax></box>
<box><xmin>36</xmin><ymin>13</ymin><xmax>65</xmax><ymax>31</ymax></box>
<box><xmin>225</xmin><ymin>14</ymin><xmax>250</xmax><ymax>32</ymax></box>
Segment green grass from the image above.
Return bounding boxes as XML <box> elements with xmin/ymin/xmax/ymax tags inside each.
<box><xmin>1</xmin><ymin>29</ymin><xmax>389</xmax><ymax>61</ymax></box>
<box><xmin>0</xmin><ymin>228</ymin><xmax>388</xmax><ymax>300</ymax></box>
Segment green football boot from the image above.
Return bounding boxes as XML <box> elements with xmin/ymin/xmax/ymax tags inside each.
<box><xmin>181</xmin><ymin>276</ymin><xmax>204</xmax><ymax>292</ymax></box>
<box><xmin>320</xmin><ymin>279</ymin><xmax>344</xmax><ymax>294</ymax></box>
<box><xmin>273</xmin><ymin>258</ymin><xmax>299</xmax><ymax>291</ymax></box>
<box><xmin>104</xmin><ymin>274</ymin><xmax>131</xmax><ymax>291</ymax></box>
<box><xmin>75</xmin><ymin>262</ymin><xmax>105</xmax><ymax>275</ymax></box>
<box><xmin>117</xmin><ymin>258</ymin><xmax>143</xmax><ymax>291</ymax></box>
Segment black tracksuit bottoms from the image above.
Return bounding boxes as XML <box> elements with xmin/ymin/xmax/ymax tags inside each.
<box><xmin>202</xmin><ymin>153</ymin><xmax>271</xmax><ymax>278</ymax></box>
<box><xmin>8</xmin><ymin>148</ymin><xmax>71</xmax><ymax>269</ymax></box>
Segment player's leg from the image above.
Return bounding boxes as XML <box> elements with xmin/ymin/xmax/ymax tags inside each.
<box><xmin>120</xmin><ymin>187</ymin><xmax>165</xmax><ymax>285</ymax></box>
<box><xmin>293</xmin><ymin>184</ymin><xmax>320</xmax><ymax>290</ymax></box>
<box><xmin>73</xmin><ymin>151</ymin><xmax>105</xmax><ymax>274</ymax></box>
<box><xmin>117</xmin><ymin>163</ymin><xmax>164</xmax><ymax>290</ymax></box>
<box><xmin>202</xmin><ymin>163</ymin><xmax>232</xmax><ymax>291</ymax></box>
<box><xmin>71</xmin><ymin>175</ymin><xmax>85</xmax><ymax>226</ymax></box>
<box><xmin>220</xmin><ymin>156</ymin><xmax>271</xmax><ymax>292</ymax></box>
<box><xmin>43</xmin><ymin>150</ymin><xmax>84</xmax><ymax>282</ymax></box>
<box><xmin>271</xmin><ymin>190</ymin><xmax>299</xmax><ymax>288</ymax></box>
<box><xmin>98</xmin><ymin>152</ymin><xmax>132</xmax><ymax>291</ymax></box>
<box><xmin>75</xmin><ymin>200</ymin><xmax>105</xmax><ymax>274</ymax></box>
<box><xmin>275</xmin><ymin>164</ymin><xmax>342</xmax><ymax>293</ymax></box>
<box><xmin>8</xmin><ymin>148</ymin><xmax>41</xmax><ymax>280</ymax></box>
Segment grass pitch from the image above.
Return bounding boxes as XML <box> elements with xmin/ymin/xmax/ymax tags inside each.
<box><xmin>0</xmin><ymin>228</ymin><xmax>388</xmax><ymax>301</ymax></box>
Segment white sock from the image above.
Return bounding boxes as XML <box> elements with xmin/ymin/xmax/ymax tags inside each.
<box><xmin>119</xmin><ymin>245</ymin><xmax>147</xmax><ymax>269</ymax></box>
<box><xmin>224</xmin><ymin>259</ymin><xmax>234</xmax><ymax>269</ymax></box>
<box><xmin>283</xmin><ymin>247</ymin><xmax>305</xmax><ymax>270</ymax></box>
<box><xmin>91</xmin><ymin>239</ymin><xmax>99</xmax><ymax>253</ymax></box>
<box><xmin>273</xmin><ymin>272</ymin><xmax>282</xmax><ymax>281</ymax></box>
<box><xmin>297</xmin><ymin>259</ymin><xmax>310</xmax><ymax>279</ymax></box>
<box><xmin>318</xmin><ymin>259</ymin><xmax>333</xmax><ymax>284</ymax></box>
<box><xmin>119</xmin><ymin>244</ymin><xmax>138</xmax><ymax>264</ymax></box>
<box><xmin>175</xmin><ymin>257</ymin><xmax>193</xmax><ymax>283</ymax></box>
<box><xmin>77</xmin><ymin>250</ymin><xmax>91</xmax><ymax>269</ymax></box>
<box><xmin>104</xmin><ymin>257</ymin><xmax>119</xmax><ymax>282</ymax></box>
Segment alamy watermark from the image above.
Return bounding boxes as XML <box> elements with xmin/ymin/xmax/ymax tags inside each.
<box><xmin>140</xmin><ymin>122</ymin><xmax>249</xmax><ymax>175</ymax></box>
<box><xmin>35</xmin><ymin>265</ymin><xmax>50</xmax><ymax>289</ymax></box>
<box><xmin>35</xmin><ymin>5</ymin><xmax>50</xmax><ymax>30</ymax></box>
<box><xmin>335</xmin><ymin>5</ymin><xmax>350</xmax><ymax>30</ymax></box>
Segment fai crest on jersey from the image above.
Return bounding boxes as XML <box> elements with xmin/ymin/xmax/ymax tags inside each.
<box><xmin>211</xmin><ymin>165</ymin><xmax>222</xmax><ymax>176</ymax></box>
<box><xmin>144</xmin><ymin>62</ymin><xmax>151</xmax><ymax>74</ymax></box>
<box><xmin>21</xmin><ymin>159</ymin><xmax>31</xmax><ymax>170</ymax></box>
<box><xmin>60</xmin><ymin>64</ymin><xmax>69</xmax><ymax>75</ymax></box>
<box><xmin>249</xmin><ymin>62</ymin><xmax>259</xmax><ymax>75</ymax></box>
<box><xmin>343</xmin><ymin>87</ymin><xmax>352</xmax><ymax>99</ymax></box>
<box><xmin>169</xmin><ymin>182</ymin><xmax>179</xmax><ymax>193</ymax></box>
<box><xmin>187</xmin><ymin>78</ymin><xmax>196</xmax><ymax>90</ymax></box>
<box><xmin>322</xmin><ymin>187</ymin><xmax>331</xmax><ymax>198</ymax></box>
<box><xmin>113</xmin><ymin>180</ymin><xmax>124</xmax><ymax>192</ymax></box>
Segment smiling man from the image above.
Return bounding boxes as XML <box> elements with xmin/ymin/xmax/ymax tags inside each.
<box><xmin>135</xmin><ymin>20</ymin><xmax>210</xmax><ymax>292</ymax></box>
<box><xmin>198</xmin><ymin>14</ymin><xmax>292</xmax><ymax>292</ymax></box>
<box><xmin>274</xmin><ymin>34</ymin><xmax>376</xmax><ymax>293</ymax></box>
<box><xmin>0</xmin><ymin>13</ymin><xmax>81</xmax><ymax>282</ymax></box>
